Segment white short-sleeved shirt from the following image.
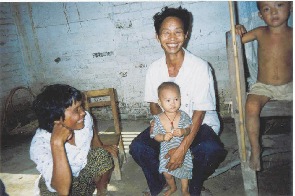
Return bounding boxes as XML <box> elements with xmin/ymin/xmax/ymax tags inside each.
<box><xmin>145</xmin><ymin>49</ymin><xmax>220</xmax><ymax>134</ymax></box>
<box><xmin>30</xmin><ymin>111</ymin><xmax>93</xmax><ymax>192</ymax></box>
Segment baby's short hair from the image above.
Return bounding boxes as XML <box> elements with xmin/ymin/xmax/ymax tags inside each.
<box><xmin>157</xmin><ymin>82</ymin><xmax>181</xmax><ymax>97</ymax></box>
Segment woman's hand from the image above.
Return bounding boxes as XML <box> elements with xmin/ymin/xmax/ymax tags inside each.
<box><xmin>51</xmin><ymin>119</ymin><xmax>73</xmax><ymax>145</ymax></box>
<box><xmin>50</xmin><ymin>119</ymin><xmax>73</xmax><ymax>194</ymax></box>
<box><xmin>165</xmin><ymin>147</ymin><xmax>185</xmax><ymax>171</ymax></box>
<box><xmin>102</xmin><ymin>145</ymin><xmax>118</xmax><ymax>157</ymax></box>
<box><xmin>149</xmin><ymin>119</ymin><xmax>155</xmax><ymax>134</ymax></box>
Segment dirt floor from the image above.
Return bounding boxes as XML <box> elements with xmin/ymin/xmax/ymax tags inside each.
<box><xmin>0</xmin><ymin>117</ymin><xmax>292</xmax><ymax>196</ymax></box>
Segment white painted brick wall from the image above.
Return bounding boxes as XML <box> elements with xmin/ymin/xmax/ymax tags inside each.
<box><xmin>1</xmin><ymin>2</ymin><xmax>270</xmax><ymax>124</ymax></box>
<box><xmin>0</xmin><ymin>3</ymin><xmax>29</xmax><ymax>126</ymax></box>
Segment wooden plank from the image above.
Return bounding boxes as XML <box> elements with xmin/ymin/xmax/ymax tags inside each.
<box><xmin>105</xmin><ymin>126</ymin><xmax>116</xmax><ymax>132</ymax></box>
<box><xmin>84</xmin><ymin>88</ymin><xmax>111</xmax><ymax>97</ymax></box>
<box><xmin>121</xmin><ymin>138</ymin><xmax>134</xmax><ymax>142</ymax></box>
<box><xmin>88</xmin><ymin>101</ymin><xmax>111</xmax><ymax>108</ymax></box>
<box><xmin>261</xmin><ymin>100</ymin><xmax>292</xmax><ymax>117</ymax></box>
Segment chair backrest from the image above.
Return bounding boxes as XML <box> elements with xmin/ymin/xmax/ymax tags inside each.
<box><xmin>83</xmin><ymin>88</ymin><xmax>120</xmax><ymax>134</ymax></box>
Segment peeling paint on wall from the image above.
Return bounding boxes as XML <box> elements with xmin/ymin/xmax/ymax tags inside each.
<box><xmin>135</xmin><ymin>64</ymin><xmax>147</xmax><ymax>68</ymax></box>
<box><xmin>119</xmin><ymin>71</ymin><xmax>127</xmax><ymax>77</ymax></box>
<box><xmin>92</xmin><ymin>51</ymin><xmax>114</xmax><ymax>58</ymax></box>
<box><xmin>115</xmin><ymin>20</ymin><xmax>132</xmax><ymax>29</ymax></box>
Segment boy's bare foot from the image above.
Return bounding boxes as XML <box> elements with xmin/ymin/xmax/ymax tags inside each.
<box><xmin>164</xmin><ymin>186</ymin><xmax>177</xmax><ymax>196</ymax></box>
<box><xmin>249</xmin><ymin>148</ymin><xmax>261</xmax><ymax>171</ymax></box>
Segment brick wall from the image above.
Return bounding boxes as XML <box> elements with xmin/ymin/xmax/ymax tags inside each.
<box><xmin>1</xmin><ymin>2</ymin><xmax>268</xmax><ymax>125</ymax></box>
<box><xmin>0</xmin><ymin>3</ymin><xmax>30</xmax><ymax>129</ymax></box>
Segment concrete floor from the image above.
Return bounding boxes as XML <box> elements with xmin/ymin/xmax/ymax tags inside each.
<box><xmin>0</xmin><ymin>118</ymin><xmax>292</xmax><ymax>196</ymax></box>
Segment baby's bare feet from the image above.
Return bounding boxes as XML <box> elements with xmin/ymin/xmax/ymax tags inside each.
<box><xmin>249</xmin><ymin>147</ymin><xmax>261</xmax><ymax>171</ymax></box>
<box><xmin>164</xmin><ymin>186</ymin><xmax>177</xmax><ymax>196</ymax></box>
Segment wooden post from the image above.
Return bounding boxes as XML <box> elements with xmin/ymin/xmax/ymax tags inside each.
<box><xmin>227</xmin><ymin>1</ymin><xmax>258</xmax><ymax>195</ymax></box>
<box><xmin>228</xmin><ymin>0</ymin><xmax>247</xmax><ymax>162</ymax></box>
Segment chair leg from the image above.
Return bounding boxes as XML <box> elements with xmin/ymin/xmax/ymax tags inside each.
<box><xmin>112</xmin><ymin>156</ymin><xmax>122</xmax><ymax>180</ymax></box>
<box><xmin>119</xmin><ymin>137</ymin><xmax>127</xmax><ymax>163</ymax></box>
<box><xmin>110</xmin><ymin>138</ymin><xmax>125</xmax><ymax>181</ymax></box>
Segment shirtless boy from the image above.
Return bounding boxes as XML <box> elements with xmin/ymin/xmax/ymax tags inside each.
<box><xmin>236</xmin><ymin>1</ymin><xmax>293</xmax><ymax>171</ymax></box>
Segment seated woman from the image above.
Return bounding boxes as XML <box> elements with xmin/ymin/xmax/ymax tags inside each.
<box><xmin>30</xmin><ymin>84</ymin><xmax>118</xmax><ymax>195</ymax></box>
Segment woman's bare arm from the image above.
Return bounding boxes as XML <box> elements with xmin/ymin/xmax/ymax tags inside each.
<box><xmin>50</xmin><ymin>122</ymin><xmax>73</xmax><ymax>195</ymax></box>
<box><xmin>150</xmin><ymin>102</ymin><xmax>162</xmax><ymax>115</ymax></box>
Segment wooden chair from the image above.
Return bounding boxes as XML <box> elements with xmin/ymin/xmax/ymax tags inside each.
<box><xmin>83</xmin><ymin>88</ymin><xmax>126</xmax><ymax>180</ymax></box>
<box><xmin>226</xmin><ymin>31</ymin><xmax>292</xmax><ymax>195</ymax></box>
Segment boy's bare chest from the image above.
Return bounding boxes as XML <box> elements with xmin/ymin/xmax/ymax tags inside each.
<box><xmin>259</xmin><ymin>33</ymin><xmax>291</xmax><ymax>48</ymax></box>
<box><xmin>258</xmin><ymin>34</ymin><xmax>292</xmax><ymax>60</ymax></box>
<box><xmin>256</xmin><ymin>33</ymin><xmax>293</xmax><ymax>84</ymax></box>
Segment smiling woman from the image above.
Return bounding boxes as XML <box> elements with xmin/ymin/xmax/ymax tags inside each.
<box><xmin>29</xmin><ymin>84</ymin><xmax>117</xmax><ymax>195</ymax></box>
<box><xmin>63</xmin><ymin>100</ymin><xmax>86</xmax><ymax>132</ymax></box>
<box><xmin>156</xmin><ymin>17</ymin><xmax>187</xmax><ymax>57</ymax></box>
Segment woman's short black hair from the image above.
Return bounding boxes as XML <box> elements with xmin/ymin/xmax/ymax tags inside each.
<box><xmin>32</xmin><ymin>84</ymin><xmax>83</xmax><ymax>133</ymax></box>
<box><xmin>153</xmin><ymin>6</ymin><xmax>191</xmax><ymax>35</ymax></box>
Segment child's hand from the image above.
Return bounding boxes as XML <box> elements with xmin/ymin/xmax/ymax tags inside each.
<box><xmin>172</xmin><ymin>128</ymin><xmax>184</xmax><ymax>137</ymax></box>
<box><xmin>164</xmin><ymin>132</ymin><xmax>173</xmax><ymax>141</ymax></box>
<box><xmin>235</xmin><ymin>24</ymin><xmax>247</xmax><ymax>36</ymax></box>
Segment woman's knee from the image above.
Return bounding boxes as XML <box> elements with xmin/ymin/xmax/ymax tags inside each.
<box><xmin>129</xmin><ymin>139</ymin><xmax>144</xmax><ymax>155</ymax></box>
<box><xmin>192</xmin><ymin>140</ymin><xmax>226</xmax><ymax>165</ymax></box>
<box><xmin>130</xmin><ymin>127</ymin><xmax>159</xmax><ymax>155</ymax></box>
<box><xmin>94</xmin><ymin>168</ymin><xmax>112</xmax><ymax>182</ymax></box>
